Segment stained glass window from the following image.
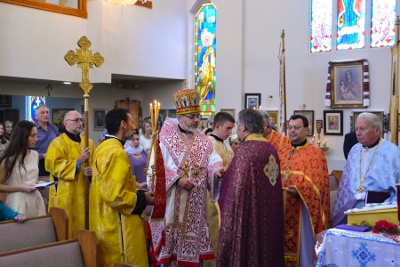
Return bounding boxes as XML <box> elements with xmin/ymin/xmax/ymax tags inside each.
<box><xmin>195</xmin><ymin>3</ymin><xmax>216</xmax><ymax>116</ymax></box>
<box><xmin>310</xmin><ymin>0</ymin><xmax>333</xmax><ymax>53</ymax></box>
<box><xmin>370</xmin><ymin>0</ymin><xmax>396</xmax><ymax>48</ymax></box>
<box><xmin>28</xmin><ymin>96</ymin><xmax>46</xmax><ymax>122</ymax></box>
<box><xmin>336</xmin><ymin>0</ymin><xmax>366</xmax><ymax>50</ymax></box>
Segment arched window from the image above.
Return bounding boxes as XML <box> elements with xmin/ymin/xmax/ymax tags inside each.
<box><xmin>28</xmin><ymin>96</ymin><xmax>46</xmax><ymax>122</ymax></box>
<box><xmin>310</xmin><ymin>0</ymin><xmax>396</xmax><ymax>52</ymax></box>
<box><xmin>195</xmin><ymin>2</ymin><xmax>217</xmax><ymax>116</ymax></box>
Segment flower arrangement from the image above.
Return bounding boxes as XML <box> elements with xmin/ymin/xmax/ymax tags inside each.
<box><xmin>372</xmin><ymin>220</ymin><xmax>400</xmax><ymax>234</ymax></box>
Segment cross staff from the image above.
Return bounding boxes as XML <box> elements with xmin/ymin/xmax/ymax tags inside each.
<box><xmin>64</xmin><ymin>36</ymin><xmax>104</xmax><ymax>229</ymax></box>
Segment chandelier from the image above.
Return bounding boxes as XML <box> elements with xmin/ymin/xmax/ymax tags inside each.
<box><xmin>101</xmin><ymin>0</ymin><xmax>150</xmax><ymax>7</ymax></box>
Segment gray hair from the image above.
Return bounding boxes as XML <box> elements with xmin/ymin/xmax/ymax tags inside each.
<box><xmin>258</xmin><ymin>110</ymin><xmax>271</xmax><ymax>127</ymax></box>
<box><xmin>238</xmin><ymin>109</ymin><xmax>264</xmax><ymax>134</ymax></box>
<box><xmin>35</xmin><ymin>105</ymin><xmax>49</xmax><ymax>115</ymax></box>
<box><xmin>356</xmin><ymin>112</ymin><xmax>381</xmax><ymax>129</ymax></box>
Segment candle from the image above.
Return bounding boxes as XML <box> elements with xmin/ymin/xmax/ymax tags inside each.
<box><xmin>323</xmin><ymin>139</ymin><xmax>326</xmax><ymax>148</ymax></box>
<box><xmin>150</xmin><ymin>103</ymin><xmax>153</xmax><ymax>126</ymax></box>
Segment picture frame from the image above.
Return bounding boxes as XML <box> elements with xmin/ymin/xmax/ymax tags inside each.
<box><xmin>220</xmin><ymin>109</ymin><xmax>235</xmax><ymax>119</ymax></box>
<box><xmin>293</xmin><ymin>110</ymin><xmax>314</xmax><ymax>136</ymax></box>
<box><xmin>52</xmin><ymin>109</ymin><xmax>74</xmax><ymax>132</ymax></box>
<box><xmin>93</xmin><ymin>109</ymin><xmax>107</xmax><ymax>131</ymax></box>
<box><xmin>0</xmin><ymin>95</ymin><xmax>12</xmax><ymax>107</ymax></box>
<box><xmin>244</xmin><ymin>93</ymin><xmax>261</xmax><ymax>109</ymax></box>
<box><xmin>4</xmin><ymin>109</ymin><xmax>19</xmax><ymax>124</ymax></box>
<box><xmin>382</xmin><ymin>113</ymin><xmax>399</xmax><ymax>131</ymax></box>
<box><xmin>323</xmin><ymin>110</ymin><xmax>343</xmax><ymax>135</ymax></box>
<box><xmin>351</xmin><ymin>111</ymin><xmax>384</xmax><ymax>137</ymax></box>
<box><xmin>329</xmin><ymin>59</ymin><xmax>368</xmax><ymax>109</ymax></box>
<box><xmin>266</xmin><ymin>110</ymin><xmax>279</xmax><ymax>132</ymax></box>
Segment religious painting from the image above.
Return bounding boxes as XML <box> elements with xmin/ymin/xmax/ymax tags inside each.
<box><xmin>370</xmin><ymin>0</ymin><xmax>397</xmax><ymax>48</ymax></box>
<box><xmin>351</xmin><ymin>111</ymin><xmax>384</xmax><ymax>137</ymax></box>
<box><xmin>245</xmin><ymin>93</ymin><xmax>261</xmax><ymax>110</ymax></box>
<box><xmin>0</xmin><ymin>95</ymin><xmax>12</xmax><ymax>107</ymax></box>
<box><xmin>4</xmin><ymin>109</ymin><xmax>19</xmax><ymax>124</ymax></box>
<box><xmin>267</xmin><ymin>110</ymin><xmax>279</xmax><ymax>132</ymax></box>
<box><xmin>310</xmin><ymin>0</ymin><xmax>332</xmax><ymax>53</ymax></box>
<box><xmin>323</xmin><ymin>110</ymin><xmax>343</xmax><ymax>135</ymax></box>
<box><xmin>329</xmin><ymin>59</ymin><xmax>369</xmax><ymax>109</ymax></box>
<box><xmin>52</xmin><ymin>109</ymin><xmax>74</xmax><ymax>132</ymax></box>
<box><xmin>293</xmin><ymin>110</ymin><xmax>314</xmax><ymax>136</ymax></box>
<box><xmin>336</xmin><ymin>0</ymin><xmax>365</xmax><ymax>50</ymax></box>
<box><xmin>220</xmin><ymin>109</ymin><xmax>235</xmax><ymax>119</ymax></box>
<box><xmin>93</xmin><ymin>109</ymin><xmax>106</xmax><ymax>131</ymax></box>
<box><xmin>195</xmin><ymin>3</ymin><xmax>217</xmax><ymax>116</ymax></box>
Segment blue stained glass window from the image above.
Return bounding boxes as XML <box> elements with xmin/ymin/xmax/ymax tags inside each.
<box><xmin>370</xmin><ymin>0</ymin><xmax>397</xmax><ymax>48</ymax></box>
<box><xmin>310</xmin><ymin>0</ymin><xmax>333</xmax><ymax>53</ymax></box>
<box><xmin>29</xmin><ymin>96</ymin><xmax>46</xmax><ymax>122</ymax></box>
<box><xmin>195</xmin><ymin>3</ymin><xmax>217</xmax><ymax>116</ymax></box>
<box><xmin>336</xmin><ymin>0</ymin><xmax>366</xmax><ymax>50</ymax></box>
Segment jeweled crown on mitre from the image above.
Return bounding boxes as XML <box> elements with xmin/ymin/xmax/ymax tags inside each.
<box><xmin>173</xmin><ymin>88</ymin><xmax>201</xmax><ymax>115</ymax></box>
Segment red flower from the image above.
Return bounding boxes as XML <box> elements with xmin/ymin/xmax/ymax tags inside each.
<box><xmin>373</xmin><ymin>220</ymin><xmax>399</xmax><ymax>234</ymax></box>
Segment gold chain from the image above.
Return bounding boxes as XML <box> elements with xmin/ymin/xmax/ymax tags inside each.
<box><xmin>178</xmin><ymin>127</ymin><xmax>198</xmax><ymax>179</ymax></box>
<box><xmin>358</xmin><ymin>138</ymin><xmax>381</xmax><ymax>193</ymax></box>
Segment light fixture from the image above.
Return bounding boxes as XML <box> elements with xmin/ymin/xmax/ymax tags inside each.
<box><xmin>101</xmin><ymin>0</ymin><xmax>138</xmax><ymax>6</ymax></box>
<box><xmin>63</xmin><ymin>82</ymin><xmax>72</xmax><ymax>85</ymax></box>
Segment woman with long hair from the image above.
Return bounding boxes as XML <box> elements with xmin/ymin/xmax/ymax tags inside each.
<box><xmin>125</xmin><ymin>130</ymin><xmax>148</xmax><ymax>190</ymax></box>
<box><xmin>140</xmin><ymin>118</ymin><xmax>152</xmax><ymax>156</ymax></box>
<box><xmin>0</xmin><ymin>122</ymin><xmax>8</xmax><ymax>157</ymax></box>
<box><xmin>0</xmin><ymin>120</ymin><xmax>46</xmax><ymax>218</ymax></box>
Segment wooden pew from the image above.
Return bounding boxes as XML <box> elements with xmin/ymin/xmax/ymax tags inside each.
<box><xmin>0</xmin><ymin>230</ymin><xmax>137</xmax><ymax>267</ymax></box>
<box><xmin>0</xmin><ymin>207</ymin><xmax>68</xmax><ymax>253</ymax></box>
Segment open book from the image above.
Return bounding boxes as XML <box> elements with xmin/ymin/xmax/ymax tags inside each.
<box><xmin>34</xmin><ymin>181</ymin><xmax>58</xmax><ymax>188</ymax></box>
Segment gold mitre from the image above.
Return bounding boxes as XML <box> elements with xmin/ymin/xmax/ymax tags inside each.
<box><xmin>173</xmin><ymin>88</ymin><xmax>201</xmax><ymax>115</ymax></box>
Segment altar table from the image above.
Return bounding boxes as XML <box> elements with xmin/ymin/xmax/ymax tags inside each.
<box><xmin>316</xmin><ymin>228</ymin><xmax>400</xmax><ymax>266</ymax></box>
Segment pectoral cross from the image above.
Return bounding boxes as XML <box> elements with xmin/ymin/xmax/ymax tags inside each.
<box><xmin>181</xmin><ymin>165</ymin><xmax>190</xmax><ymax>178</ymax></box>
<box><xmin>64</xmin><ymin>36</ymin><xmax>104</xmax><ymax>230</ymax></box>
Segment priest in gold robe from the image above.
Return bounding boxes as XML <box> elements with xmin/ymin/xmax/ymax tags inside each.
<box><xmin>282</xmin><ymin>114</ymin><xmax>330</xmax><ymax>267</ymax></box>
<box><xmin>90</xmin><ymin>108</ymin><xmax>153</xmax><ymax>267</ymax></box>
<box><xmin>45</xmin><ymin>110</ymin><xmax>96</xmax><ymax>238</ymax></box>
<box><xmin>205</xmin><ymin>111</ymin><xmax>235</xmax><ymax>267</ymax></box>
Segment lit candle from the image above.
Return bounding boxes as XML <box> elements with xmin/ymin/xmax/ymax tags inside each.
<box><xmin>259</xmin><ymin>105</ymin><xmax>262</xmax><ymax>110</ymax></box>
<box><xmin>323</xmin><ymin>139</ymin><xmax>326</xmax><ymax>148</ymax></box>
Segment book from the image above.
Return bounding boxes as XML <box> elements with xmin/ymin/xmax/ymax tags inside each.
<box><xmin>365</xmin><ymin>191</ymin><xmax>391</xmax><ymax>204</ymax></box>
<box><xmin>336</xmin><ymin>224</ymin><xmax>370</xmax><ymax>232</ymax></box>
<box><xmin>34</xmin><ymin>181</ymin><xmax>57</xmax><ymax>188</ymax></box>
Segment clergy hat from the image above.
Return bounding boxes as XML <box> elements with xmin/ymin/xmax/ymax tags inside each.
<box><xmin>173</xmin><ymin>88</ymin><xmax>201</xmax><ymax>115</ymax></box>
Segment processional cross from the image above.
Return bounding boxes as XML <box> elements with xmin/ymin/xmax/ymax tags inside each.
<box><xmin>64</xmin><ymin>36</ymin><xmax>104</xmax><ymax>229</ymax></box>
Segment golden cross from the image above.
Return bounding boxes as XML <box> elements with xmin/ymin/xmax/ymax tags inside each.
<box><xmin>181</xmin><ymin>165</ymin><xmax>190</xmax><ymax>178</ymax></box>
<box><xmin>64</xmin><ymin>36</ymin><xmax>104</xmax><ymax>97</ymax></box>
<box><xmin>64</xmin><ymin>36</ymin><xmax>104</xmax><ymax>231</ymax></box>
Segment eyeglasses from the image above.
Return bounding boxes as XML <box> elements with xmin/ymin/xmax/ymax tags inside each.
<box><xmin>287</xmin><ymin>125</ymin><xmax>304</xmax><ymax>130</ymax></box>
<box><xmin>183</xmin><ymin>114</ymin><xmax>202</xmax><ymax>120</ymax></box>
<box><xmin>65</xmin><ymin>118</ymin><xmax>83</xmax><ymax>123</ymax></box>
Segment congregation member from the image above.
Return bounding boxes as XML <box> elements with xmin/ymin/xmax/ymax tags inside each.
<box><xmin>124</xmin><ymin>129</ymin><xmax>148</xmax><ymax>189</ymax></box>
<box><xmin>148</xmin><ymin>88</ymin><xmax>223</xmax><ymax>266</ymax></box>
<box><xmin>0</xmin><ymin>122</ymin><xmax>8</xmax><ymax>156</ymax></box>
<box><xmin>33</xmin><ymin>105</ymin><xmax>60</xmax><ymax>176</ymax></box>
<box><xmin>217</xmin><ymin>109</ymin><xmax>284</xmax><ymax>267</ymax></box>
<box><xmin>45</xmin><ymin>110</ymin><xmax>95</xmax><ymax>238</ymax></box>
<box><xmin>0</xmin><ymin>120</ymin><xmax>46</xmax><ymax>218</ymax></box>
<box><xmin>333</xmin><ymin>112</ymin><xmax>400</xmax><ymax>226</ymax></box>
<box><xmin>90</xmin><ymin>108</ymin><xmax>153</xmax><ymax>267</ymax></box>
<box><xmin>343</xmin><ymin>131</ymin><xmax>358</xmax><ymax>160</ymax></box>
<box><xmin>0</xmin><ymin>200</ymin><xmax>26</xmax><ymax>222</ymax></box>
<box><xmin>140</xmin><ymin>118</ymin><xmax>152</xmax><ymax>155</ymax></box>
<box><xmin>4</xmin><ymin>120</ymin><xmax>13</xmax><ymax>141</ymax></box>
<box><xmin>228</xmin><ymin>133</ymin><xmax>241</xmax><ymax>152</ymax></box>
<box><xmin>206</xmin><ymin>111</ymin><xmax>235</xmax><ymax>267</ymax></box>
<box><xmin>259</xmin><ymin>110</ymin><xmax>291</xmax><ymax>165</ymax></box>
<box><xmin>282</xmin><ymin>114</ymin><xmax>330</xmax><ymax>267</ymax></box>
